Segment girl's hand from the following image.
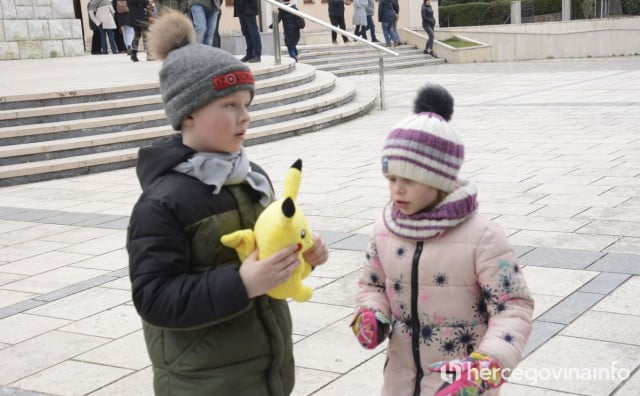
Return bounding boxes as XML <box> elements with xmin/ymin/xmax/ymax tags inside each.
<box><xmin>303</xmin><ymin>233</ymin><xmax>329</xmax><ymax>267</ymax></box>
<box><xmin>240</xmin><ymin>245</ymin><xmax>300</xmax><ymax>298</ymax></box>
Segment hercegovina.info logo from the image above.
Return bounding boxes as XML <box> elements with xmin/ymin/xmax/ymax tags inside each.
<box><xmin>437</xmin><ymin>362</ymin><xmax>631</xmax><ymax>387</ymax></box>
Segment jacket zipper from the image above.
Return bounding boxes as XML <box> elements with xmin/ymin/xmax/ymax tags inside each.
<box><xmin>411</xmin><ymin>241</ymin><xmax>424</xmax><ymax>396</ymax></box>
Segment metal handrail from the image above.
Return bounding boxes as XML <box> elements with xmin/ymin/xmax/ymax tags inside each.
<box><xmin>264</xmin><ymin>0</ymin><xmax>399</xmax><ymax>110</ymax></box>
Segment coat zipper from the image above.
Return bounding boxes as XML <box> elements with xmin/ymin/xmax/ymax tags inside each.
<box><xmin>411</xmin><ymin>241</ymin><xmax>424</xmax><ymax>396</ymax></box>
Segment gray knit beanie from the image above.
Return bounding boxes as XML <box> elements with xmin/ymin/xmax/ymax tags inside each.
<box><xmin>147</xmin><ymin>10</ymin><xmax>255</xmax><ymax>130</ymax></box>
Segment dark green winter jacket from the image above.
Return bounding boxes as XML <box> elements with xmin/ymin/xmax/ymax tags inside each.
<box><xmin>127</xmin><ymin>135</ymin><xmax>294</xmax><ymax>396</ymax></box>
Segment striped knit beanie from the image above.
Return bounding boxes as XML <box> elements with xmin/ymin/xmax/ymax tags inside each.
<box><xmin>382</xmin><ymin>112</ymin><xmax>464</xmax><ymax>193</ymax></box>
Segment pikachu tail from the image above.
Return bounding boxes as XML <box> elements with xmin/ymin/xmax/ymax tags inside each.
<box><xmin>220</xmin><ymin>230</ymin><xmax>256</xmax><ymax>262</ymax></box>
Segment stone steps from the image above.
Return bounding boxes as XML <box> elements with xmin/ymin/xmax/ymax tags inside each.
<box><xmin>290</xmin><ymin>42</ymin><xmax>445</xmax><ymax>76</ymax></box>
<box><xmin>0</xmin><ymin>58</ymin><xmax>375</xmax><ymax>186</ymax></box>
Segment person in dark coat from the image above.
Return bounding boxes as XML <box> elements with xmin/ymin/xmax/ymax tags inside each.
<box><xmin>127</xmin><ymin>0</ymin><xmax>152</xmax><ymax>61</ymax></box>
<box><xmin>421</xmin><ymin>0</ymin><xmax>436</xmax><ymax>56</ymax></box>
<box><xmin>114</xmin><ymin>0</ymin><xmax>133</xmax><ymax>54</ymax></box>
<box><xmin>234</xmin><ymin>0</ymin><xmax>262</xmax><ymax>62</ymax></box>
<box><xmin>271</xmin><ymin>0</ymin><xmax>304</xmax><ymax>62</ymax></box>
<box><xmin>328</xmin><ymin>0</ymin><xmax>350</xmax><ymax>44</ymax></box>
<box><xmin>378</xmin><ymin>0</ymin><xmax>399</xmax><ymax>47</ymax></box>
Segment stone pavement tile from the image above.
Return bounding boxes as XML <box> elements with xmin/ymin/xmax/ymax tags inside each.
<box><xmin>0</xmin><ymin>240</ymin><xmax>70</xmax><ymax>262</ymax></box>
<box><xmin>301</xmin><ymin>204</ymin><xmax>370</xmax><ymax>219</ymax></box>
<box><xmin>294</xmin><ymin>317</ymin><xmax>383</xmax><ymax>374</ymax></box>
<box><xmin>528</xmin><ymin>204</ymin><xmax>590</xmax><ymax>218</ymax></box>
<box><xmin>34</xmin><ymin>211</ymin><xmax>99</xmax><ymax>227</ymax></box>
<box><xmin>39</xmin><ymin>227</ymin><xmax>120</xmax><ymax>244</ymax></box>
<box><xmin>0</xmin><ymin>300</ymin><xmax>46</xmax><ymax>321</ymax></box>
<box><xmin>0</xmin><ymin>251</ymin><xmax>93</xmax><ymax>276</ymax></box>
<box><xmin>309</xmin><ymin>354</ymin><xmax>386</xmax><ymax>396</ymax></box>
<box><xmin>310</xmin><ymin>271</ymin><xmax>359</xmax><ymax>308</ymax></box>
<box><xmin>523</xmin><ymin>320</ymin><xmax>564</xmax><ymax>356</ymax></box>
<box><xmin>579</xmin><ymin>272</ymin><xmax>631</xmax><ymax>294</ymax></box>
<box><xmin>33</xmin><ymin>275</ymin><xmax>119</xmax><ymax>303</ymax></box>
<box><xmin>614</xmin><ymin>370</ymin><xmax>640</xmax><ymax>396</ymax></box>
<box><xmin>291</xmin><ymin>367</ymin><xmax>341</xmax><ymax>396</ymax></box>
<box><xmin>59</xmin><ymin>231</ymin><xmax>126</xmax><ymax>255</ymax></box>
<box><xmin>10</xmin><ymin>360</ymin><xmax>132</xmax><ymax>396</ymax></box>
<box><xmin>561</xmin><ymin>310</ymin><xmax>640</xmax><ymax>345</ymax></box>
<box><xmin>60</xmin><ymin>202</ymin><xmax>124</xmax><ymax>214</ymax></box>
<box><xmin>476</xmin><ymin>202</ymin><xmax>544</xmax><ymax>216</ymax></box>
<box><xmin>88</xmin><ymin>367</ymin><xmax>154</xmax><ymax>396</ymax></box>
<box><xmin>92</xmin><ymin>217</ymin><xmax>130</xmax><ymax>230</ymax></box>
<box><xmin>302</xmin><ymin>276</ymin><xmax>335</xmax><ymax>291</ymax></box>
<box><xmin>605</xmin><ymin>237</ymin><xmax>640</xmax><ymax>255</ymax></box>
<box><xmin>100</xmin><ymin>277</ymin><xmax>132</xmax><ymax>291</ymax></box>
<box><xmin>593</xmin><ymin>176</ymin><xmax>640</xmax><ymax>187</ymax></box>
<box><xmin>329</xmin><ymin>234</ymin><xmax>369</xmax><ymax>251</ymax></box>
<box><xmin>577</xmin><ymin>220</ymin><xmax>640</xmax><ymax>238</ymax></box>
<box><xmin>587</xmin><ymin>253</ymin><xmax>640</xmax><ymax>275</ymax></box>
<box><xmin>76</xmin><ymin>330</ymin><xmax>151</xmax><ymax>370</ymax></box>
<box><xmin>528</xmin><ymin>183</ymin><xmax>612</xmax><ymax>196</ymax></box>
<box><xmin>509</xmin><ymin>230</ymin><xmax>618</xmax><ymax>251</ymax></box>
<box><xmin>1</xmin><ymin>209</ymin><xmax>65</xmax><ymax>223</ymax></box>
<box><xmin>500</xmin><ymin>383</ymin><xmax>578</xmax><ymax>395</ymax></box>
<box><xmin>536</xmin><ymin>292</ymin><xmax>604</xmax><ymax>325</ymax></box>
<box><xmin>518</xmin><ymin>247</ymin><xmax>604</xmax><ymax>270</ymax></box>
<box><xmin>59</xmin><ymin>305</ymin><xmax>142</xmax><ymax>339</ymax></box>
<box><xmin>494</xmin><ymin>215</ymin><xmax>590</xmax><ymax>233</ymax></box>
<box><xmin>576</xmin><ymin>207</ymin><xmax>640</xmax><ymax>223</ymax></box>
<box><xmin>0</xmin><ymin>207</ymin><xmax>30</xmax><ymax>218</ymax></box>
<box><xmin>592</xmin><ymin>276</ymin><xmax>640</xmax><ymax>316</ymax></box>
<box><xmin>311</xmin><ymin>249</ymin><xmax>364</xmax><ymax>279</ymax></box>
<box><xmin>536</xmin><ymin>194</ymin><xmax>630</xmax><ymax>208</ymax></box>
<box><xmin>305</xmin><ymin>215</ymin><xmax>373</xmax><ymax>234</ymax></box>
<box><xmin>317</xmin><ymin>230</ymin><xmax>350</xmax><ymax>245</ymax></box>
<box><xmin>2</xmin><ymin>267</ymin><xmax>107</xmax><ymax>295</ymax></box>
<box><xmin>512</xmin><ymin>336</ymin><xmax>640</xmax><ymax>395</ymax></box>
<box><xmin>69</xmin><ymin>249</ymin><xmax>128</xmax><ymax>272</ymax></box>
<box><xmin>26</xmin><ymin>287</ymin><xmax>131</xmax><ymax>320</ymax></box>
<box><xmin>289</xmin><ymin>301</ymin><xmax>352</xmax><ymax>336</ymax></box>
<box><xmin>522</xmin><ymin>266</ymin><xmax>598</xmax><ymax>297</ymax></box>
<box><xmin>0</xmin><ymin>220</ymin><xmax>35</xmax><ymax>234</ymax></box>
<box><xmin>530</xmin><ymin>294</ymin><xmax>563</xmax><ymax>320</ymax></box>
<box><xmin>0</xmin><ymin>273</ymin><xmax>25</xmax><ymax>286</ymax></box>
<box><xmin>0</xmin><ymin>331</ymin><xmax>109</xmax><ymax>385</ymax></box>
<box><xmin>0</xmin><ymin>313</ymin><xmax>70</xmax><ymax>345</ymax></box>
<box><xmin>0</xmin><ymin>290</ymin><xmax>36</xmax><ymax>309</ymax></box>
<box><xmin>0</xmin><ymin>386</ymin><xmax>50</xmax><ymax>395</ymax></box>
<box><xmin>512</xmin><ymin>245</ymin><xmax>535</xmax><ymax>258</ymax></box>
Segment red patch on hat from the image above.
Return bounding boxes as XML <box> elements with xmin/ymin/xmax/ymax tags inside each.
<box><xmin>212</xmin><ymin>71</ymin><xmax>255</xmax><ymax>91</ymax></box>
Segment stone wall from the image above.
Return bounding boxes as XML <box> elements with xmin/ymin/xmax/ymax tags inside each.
<box><xmin>1</xmin><ymin>0</ymin><xmax>84</xmax><ymax>60</ymax></box>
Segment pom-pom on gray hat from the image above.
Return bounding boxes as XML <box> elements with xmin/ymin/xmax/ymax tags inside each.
<box><xmin>147</xmin><ymin>10</ymin><xmax>255</xmax><ymax>130</ymax></box>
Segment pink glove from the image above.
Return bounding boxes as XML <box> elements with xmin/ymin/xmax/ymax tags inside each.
<box><xmin>350</xmin><ymin>307</ymin><xmax>390</xmax><ymax>349</ymax></box>
<box><xmin>429</xmin><ymin>352</ymin><xmax>503</xmax><ymax>396</ymax></box>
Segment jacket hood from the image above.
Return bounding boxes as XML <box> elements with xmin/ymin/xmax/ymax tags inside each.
<box><xmin>136</xmin><ymin>134</ymin><xmax>195</xmax><ymax>191</ymax></box>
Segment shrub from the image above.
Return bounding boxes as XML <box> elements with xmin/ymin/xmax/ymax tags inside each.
<box><xmin>439</xmin><ymin>0</ymin><xmax>511</xmax><ymax>27</ymax></box>
<box><xmin>534</xmin><ymin>0</ymin><xmax>562</xmax><ymax>14</ymax></box>
<box><xmin>622</xmin><ymin>0</ymin><xmax>640</xmax><ymax>14</ymax></box>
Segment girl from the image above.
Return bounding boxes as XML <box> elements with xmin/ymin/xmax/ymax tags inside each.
<box><xmin>353</xmin><ymin>0</ymin><xmax>368</xmax><ymax>40</ymax></box>
<box><xmin>128</xmin><ymin>11</ymin><xmax>329</xmax><ymax>395</ymax></box>
<box><xmin>351</xmin><ymin>84</ymin><xmax>534</xmax><ymax>396</ymax></box>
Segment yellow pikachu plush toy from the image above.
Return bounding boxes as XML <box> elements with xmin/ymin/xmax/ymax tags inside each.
<box><xmin>220</xmin><ymin>159</ymin><xmax>314</xmax><ymax>302</ymax></box>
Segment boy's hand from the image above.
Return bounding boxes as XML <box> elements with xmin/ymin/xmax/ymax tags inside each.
<box><xmin>240</xmin><ymin>245</ymin><xmax>300</xmax><ymax>298</ymax></box>
<box><xmin>303</xmin><ymin>233</ymin><xmax>329</xmax><ymax>267</ymax></box>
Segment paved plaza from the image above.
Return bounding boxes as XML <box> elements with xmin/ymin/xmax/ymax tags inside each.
<box><xmin>1</xmin><ymin>55</ymin><xmax>640</xmax><ymax>395</ymax></box>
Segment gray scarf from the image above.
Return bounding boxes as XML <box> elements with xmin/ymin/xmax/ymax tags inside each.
<box><xmin>173</xmin><ymin>149</ymin><xmax>274</xmax><ymax>206</ymax></box>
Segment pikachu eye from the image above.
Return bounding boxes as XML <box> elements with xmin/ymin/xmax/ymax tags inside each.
<box><xmin>300</xmin><ymin>229</ymin><xmax>306</xmax><ymax>239</ymax></box>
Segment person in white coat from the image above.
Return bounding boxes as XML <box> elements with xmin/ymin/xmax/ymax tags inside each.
<box><xmin>352</xmin><ymin>0</ymin><xmax>368</xmax><ymax>40</ymax></box>
<box><xmin>89</xmin><ymin>0</ymin><xmax>119</xmax><ymax>54</ymax></box>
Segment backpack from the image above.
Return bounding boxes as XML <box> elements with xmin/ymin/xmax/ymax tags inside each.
<box><xmin>116</xmin><ymin>0</ymin><xmax>129</xmax><ymax>13</ymax></box>
<box><xmin>297</xmin><ymin>16</ymin><xmax>305</xmax><ymax>29</ymax></box>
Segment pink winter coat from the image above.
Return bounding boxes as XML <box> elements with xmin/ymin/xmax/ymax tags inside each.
<box><xmin>356</xmin><ymin>213</ymin><xmax>534</xmax><ymax>396</ymax></box>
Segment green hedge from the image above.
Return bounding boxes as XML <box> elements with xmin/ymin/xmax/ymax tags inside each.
<box><xmin>439</xmin><ymin>0</ymin><xmax>511</xmax><ymax>27</ymax></box>
<box><xmin>622</xmin><ymin>0</ymin><xmax>640</xmax><ymax>14</ymax></box>
<box><xmin>439</xmin><ymin>0</ymin><xmax>562</xmax><ymax>27</ymax></box>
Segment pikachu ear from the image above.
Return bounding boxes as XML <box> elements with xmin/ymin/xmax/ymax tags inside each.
<box><xmin>283</xmin><ymin>159</ymin><xmax>302</xmax><ymax>200</ymax></box>
<box><xmin>282</xmin><ymin>197</ymin><xmax>296</xmax><ymax>218</ymax></box>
